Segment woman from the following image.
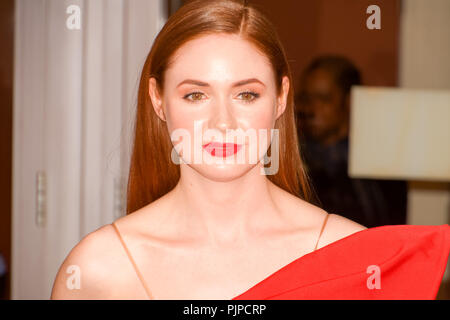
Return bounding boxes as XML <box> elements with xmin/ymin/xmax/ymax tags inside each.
<box><xmin>51</xmin><ymin>0</ymin><xmax>449</xmax><ymax>300</ymax></box>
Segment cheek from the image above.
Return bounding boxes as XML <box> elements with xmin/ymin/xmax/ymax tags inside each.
<box><xmin>164</xmin><ymin>102</ymin><xmax>199</xmax><ymax>133</ymax></box>
<box><xmin>242</xmin><ymin>107</ymin><xmax>276</xmax><ymax>156</ymax></box>
<box><xmin>317</xmin><ymin>104</ymin><xmax>332</xmax><ymax>118</ymax></box>
<box><xmin>325</xmin><ymin>103</ymin><xmax>341</xmax><ymax>121</ymax></box>
<box><xmin>167</xmin><ymin>115</ymin><xmax>195</xmax><ymax>133</ymax></box>
<box><xmin>241</xmin><ymin>104</ymin><xmax>276</xmax><ymax>130</ymax></box>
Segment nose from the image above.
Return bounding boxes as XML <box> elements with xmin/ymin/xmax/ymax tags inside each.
<box><xmin>208</xmin><ymin>97</ymin><xmax>238</xmax><ymax>133</ymax></box>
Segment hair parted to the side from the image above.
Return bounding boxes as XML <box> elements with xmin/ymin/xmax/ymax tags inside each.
<box><xmin>126</xmin><ymin>0</ymin><xmax>315</xmax><ymax>215</ymax></box>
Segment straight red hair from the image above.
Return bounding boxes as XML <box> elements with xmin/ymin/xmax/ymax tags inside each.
<box><xmin>126</xmin><ymin>0</ymin><xmax>316</xmax><ymax>214</ymax></box>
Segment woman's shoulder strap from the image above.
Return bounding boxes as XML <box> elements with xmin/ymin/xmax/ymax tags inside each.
<box><xmin>111</xmin><ymin>222</ymin><xmax>154</xmax><ymax>299</ymax></box>
<box><xmin>313</xmin><ymin>213</ymin><xmax>330</xmax><ymax>251</ymax></box>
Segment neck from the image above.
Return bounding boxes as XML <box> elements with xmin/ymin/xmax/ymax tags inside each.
<box><xmin>170</xmin><ymin>163</ymin><xmax>281</xmax><ymax>247</ymax></box>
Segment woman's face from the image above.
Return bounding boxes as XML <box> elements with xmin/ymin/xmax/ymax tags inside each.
<box><xmin>149</xmin><ymin>33</ymin><xmax>289</xmax><ymax>182</ymax></box>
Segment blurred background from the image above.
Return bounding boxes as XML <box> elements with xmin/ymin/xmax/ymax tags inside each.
<box><xmin>0</xmin><ymin>0</ymin><xmax>449</xmax><ymax>299</ymax></box>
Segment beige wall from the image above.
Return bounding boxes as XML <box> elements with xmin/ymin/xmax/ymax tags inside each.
<box><xmin>399</xmin><ymin>0</ymin><xmax>450</xmax><ymax>281</ymax></box>
<box><xmin>399</xmin><ymin>0</ymin><xmax>450</xmax><ymax>226</ymax></box>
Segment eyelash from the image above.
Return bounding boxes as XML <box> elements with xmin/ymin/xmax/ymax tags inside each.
<box><xmin>183</xmin><ymin>91</ymin><xmax>260</xmax><ymax>104</ymax></box>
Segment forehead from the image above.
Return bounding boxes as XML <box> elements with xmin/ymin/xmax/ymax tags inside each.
<box><xmin>304</xmin><ymin>68</ymin><xmax>338</xmax><ymax>92</ymax></box>
<box><xmin>165</xmin><ymin>33</ymin><xmax>274</xmax><ymax>85</ymax></box>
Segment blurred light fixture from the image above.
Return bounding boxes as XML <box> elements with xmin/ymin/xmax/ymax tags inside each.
<box><xmin>348</xmin><ymin>86</ymin><xmax>450</xmax><ymax>182</ymax></box>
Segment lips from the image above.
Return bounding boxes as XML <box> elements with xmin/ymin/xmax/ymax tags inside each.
<box><xmin>202</xmin><ymin>142</ymin><xmax>242</xmax><ymax>157</ymax></box>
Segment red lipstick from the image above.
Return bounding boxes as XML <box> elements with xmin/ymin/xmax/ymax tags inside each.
<box><xmin>202</xmin><ymin>142</ymin><xmax>242</xmax><ymax>157</ymax></box>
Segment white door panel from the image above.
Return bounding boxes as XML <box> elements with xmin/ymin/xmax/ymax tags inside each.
<box><xmin>12</xmin><ymin>0</ymin><xmax>166</xmax><ymax>299</ymax></box>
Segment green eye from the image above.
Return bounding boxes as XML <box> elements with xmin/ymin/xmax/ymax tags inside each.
<box><xmin>183</xmin><ymin>91</ymin><xmax>260</xmax><ymax>103</ymax></box>
<box><xmin>183</xmin><ymin>92</ymin><xmax>205</xmax><ymax>102</ymax></box>
<box><xmin>238</xmin><ymin>91</ymin><xmax>260</xmax><ymax>103</ymax></box>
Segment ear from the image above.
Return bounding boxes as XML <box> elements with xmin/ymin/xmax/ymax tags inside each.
<box><xmin>149</xmin><ymin>77</ymin><xmax>166</xmax><ymax>122</ymax></box>
<box><xmin>276</xmin><ymin>76</ymin><xmax>290</xmax><ymax>119</ymax></box>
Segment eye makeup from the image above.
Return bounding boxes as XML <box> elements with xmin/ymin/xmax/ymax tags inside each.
<box><xmin>182</xmin><ymin>90</ymin><xmax>260</xmax><ymax>104</ymax></box>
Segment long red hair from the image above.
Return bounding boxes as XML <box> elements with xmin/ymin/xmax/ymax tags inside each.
<box><xmin>126</xmin><ymin>0</ymin><xmax>316</xmax><ymax>214</ymax></box>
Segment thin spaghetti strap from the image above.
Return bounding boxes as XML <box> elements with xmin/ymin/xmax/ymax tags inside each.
<box><xmin>111</xmin><ymin>222</ymin><xmax>154</xmax><ymax>300</ymax></box>
<box><xmin>313</xmin><ymin>213</ymin><xmax>330</xmax><ymax>252</ymax></box>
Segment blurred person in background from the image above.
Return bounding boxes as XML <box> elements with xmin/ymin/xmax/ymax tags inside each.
<box><xmin>295</xmin><ymin>55</ymin><xmax>407</xmax><ymax>228</ymax></box>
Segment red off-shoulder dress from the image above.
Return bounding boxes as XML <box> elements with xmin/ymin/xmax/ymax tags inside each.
<box><xmin>112</xmin><ymin>221</ymin><xmax>450</xmax><ymax>300</ymax></box>
<box><xmin>232</xmin><ymin>224</ymin><xmax>450</xmax><ymax>300</ymax></box>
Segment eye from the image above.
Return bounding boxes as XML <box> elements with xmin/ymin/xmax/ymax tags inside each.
<box><xmin>238</xmin><ymin>91</ymin><xmax>260</xmax><ymax>103</ymax></box>
<box><xmin>182</xmin><ymin>91</ymin><xmax>260</xmax><ymax>104</ymax></box>
<box><xmin>183</xmin><ymin>91</ymin><xmax>206</xmax><ymax>103</ymax></box>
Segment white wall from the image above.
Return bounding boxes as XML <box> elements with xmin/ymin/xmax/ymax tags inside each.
<box><xmin>12</xmin><ymin>0</ymin><xmax>166</xmax><ymax>299</ymax></box>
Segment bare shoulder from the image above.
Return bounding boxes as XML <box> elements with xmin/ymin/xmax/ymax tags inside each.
<box><xmin>50</xmin><ymin>223</ymin><xmax>144</xmax><ymax>299</ymax></box>
<box><xmin>268</xmin><ymin>183</ymin><xmax>368</xmax><ymax>249</ymax></box>
<box><xmin>316</xmin><ymin>213</ymin><xmax>368</xmax><ymax>250</ymax></box>
<box><xmin>50</xmin><ymin>224</ymin><xmax>116</xmax><ymax>299</ymax></box>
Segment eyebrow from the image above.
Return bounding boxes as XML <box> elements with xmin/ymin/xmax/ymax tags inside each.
<box><xmin>176</xmin><ymin>78</ymin><xmax>266</xmax><ymax>88</ymax></box>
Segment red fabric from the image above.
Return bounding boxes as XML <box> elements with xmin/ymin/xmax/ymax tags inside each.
<box><xmin>232</xmin><ymin>224</ymin><xmax>450</xmax><ymax>300</ymax></box>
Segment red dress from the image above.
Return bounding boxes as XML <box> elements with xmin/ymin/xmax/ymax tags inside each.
<box><xmin>232</xmin><ymin>224</ymin><xmax>450</xmax><ymax>300</ymax></box>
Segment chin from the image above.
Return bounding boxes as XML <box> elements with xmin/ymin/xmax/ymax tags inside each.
<box><xmin>186</xmin><ymin>162</ymin><xmax>260</xmax><ymax>182</ymax></box>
